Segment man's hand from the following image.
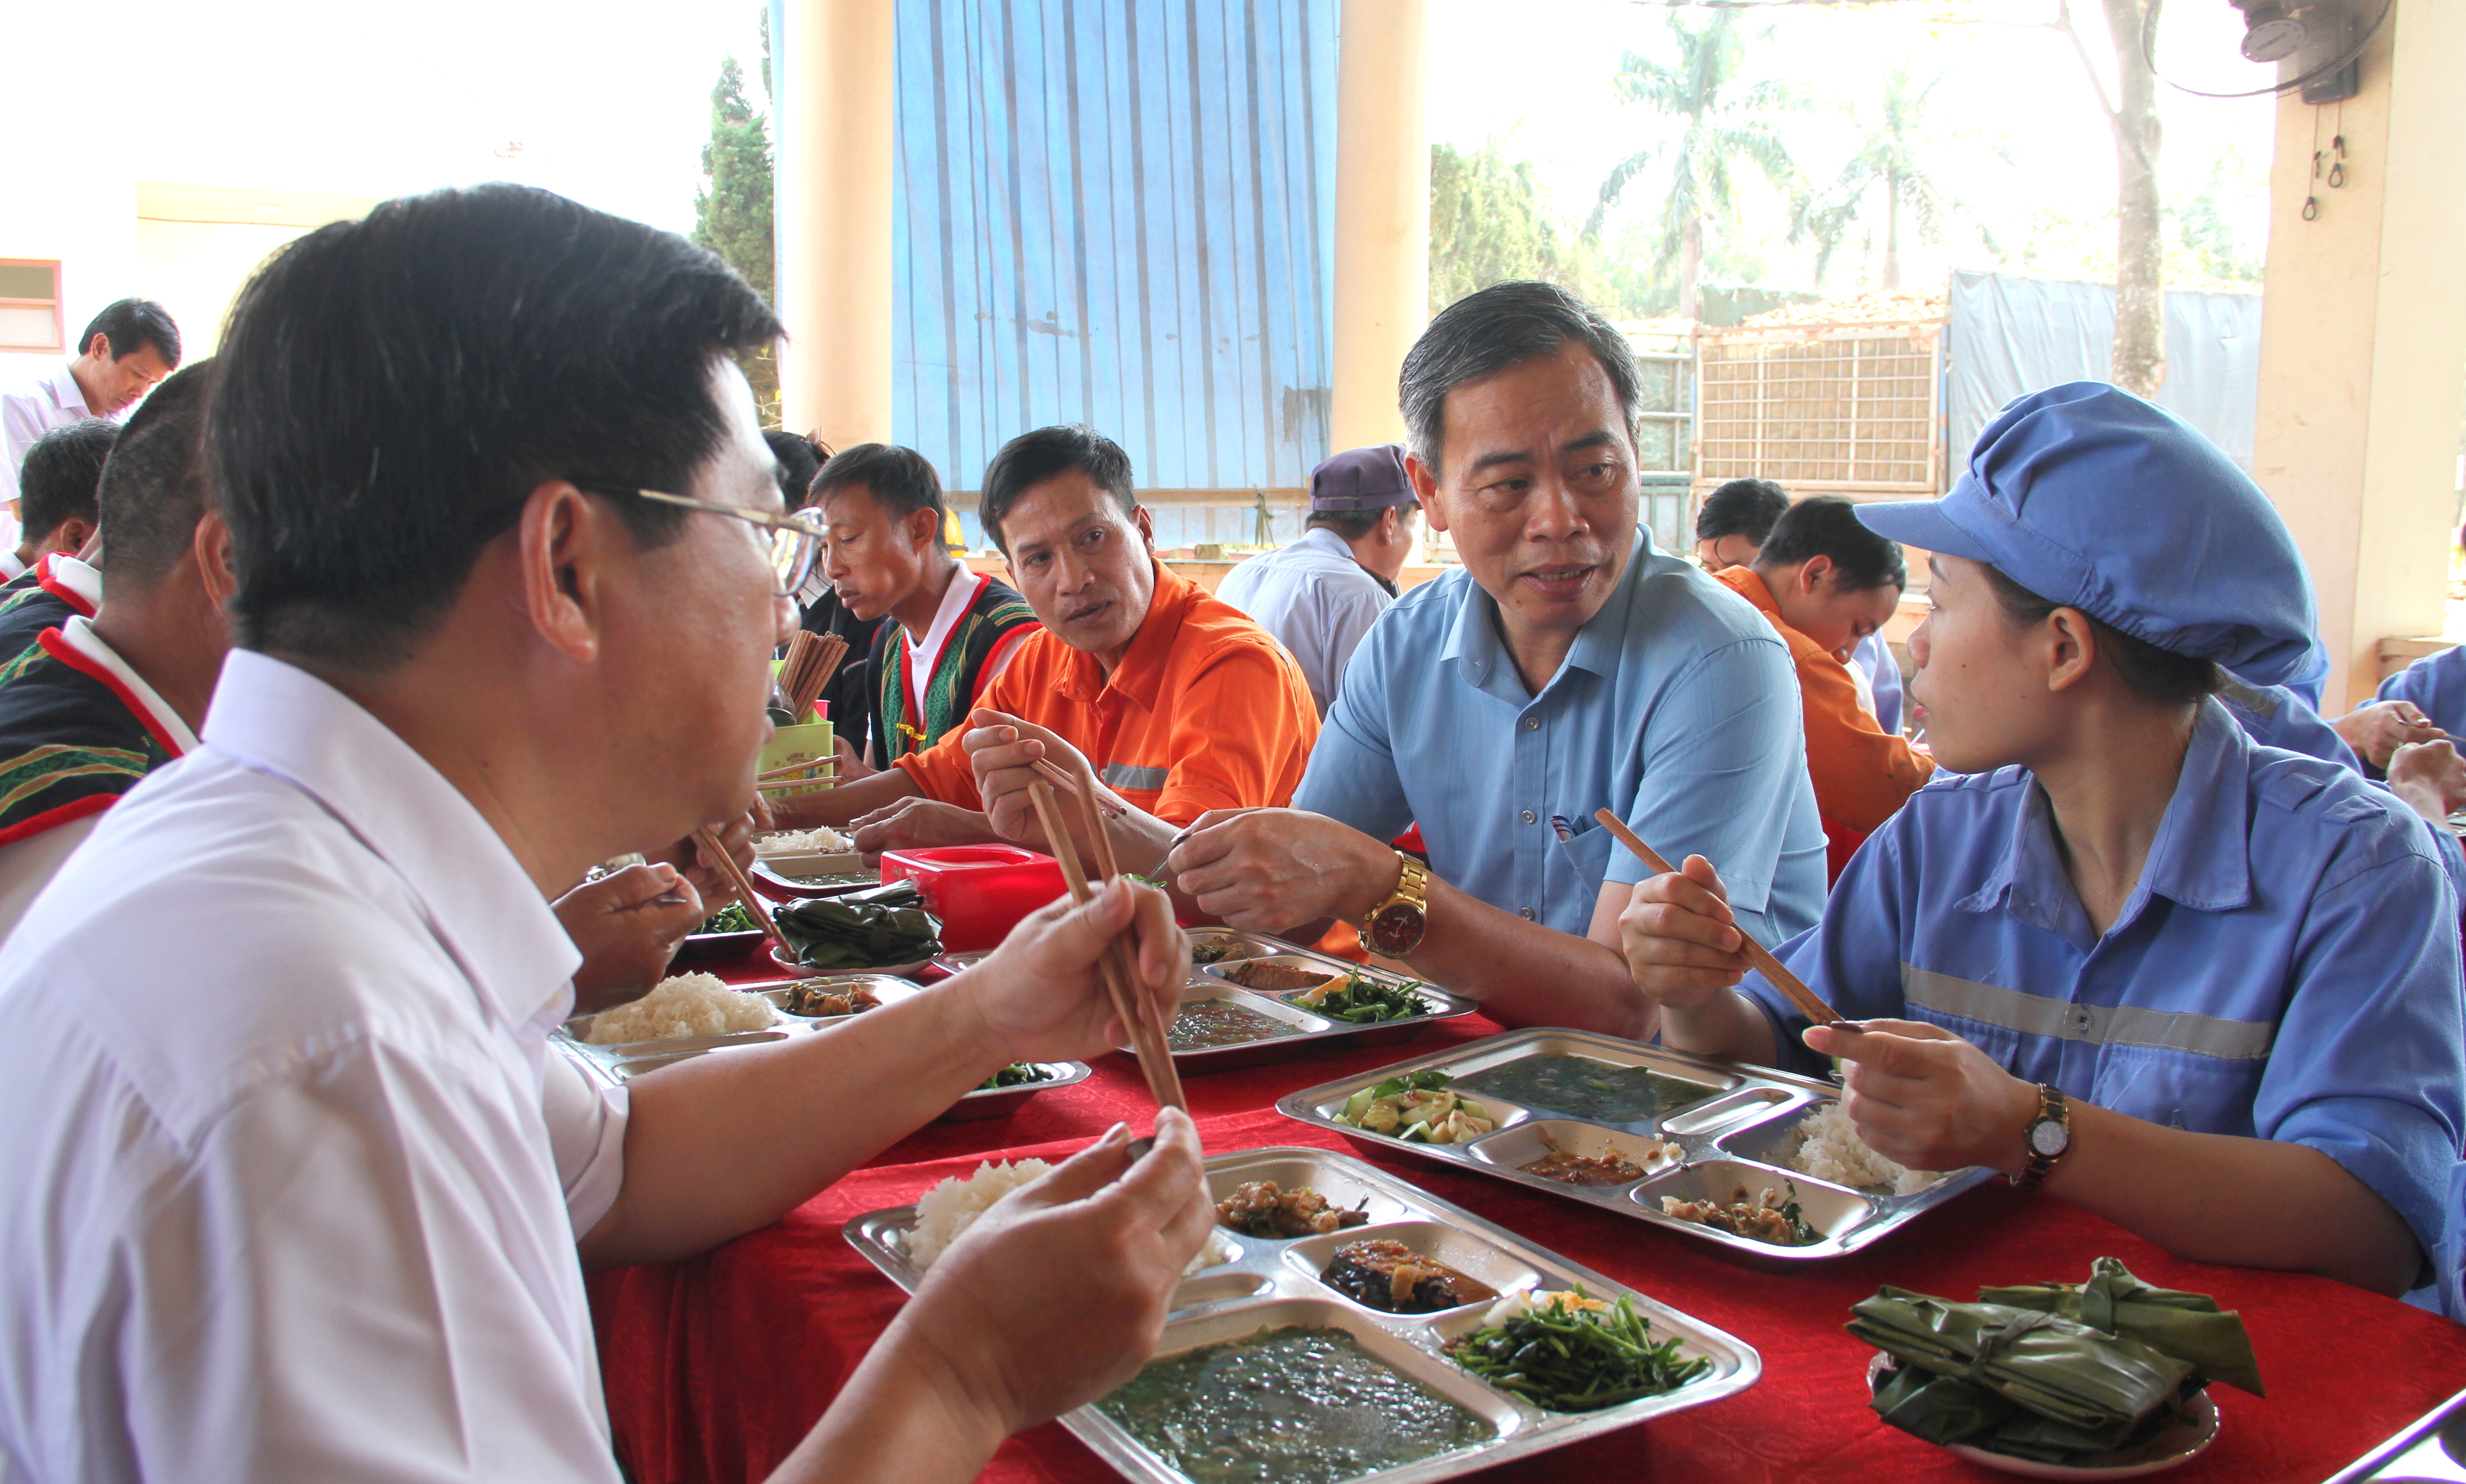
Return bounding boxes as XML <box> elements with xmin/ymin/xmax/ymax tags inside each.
<box><xmin>1614</xmin><ymin>856</ymin><xmax>1751</xmax><ymax>1010</ymax></box>
<box><xmin>850</xmin><ymin>797</ymin><xmax>1001</xmax><ymax>854</ymax></box>
<box><xmin>1801</xmin><ymin>1018</ymin><xmax>2040</xmax><ymax>1176</ymax></box>
<box><xmin>949</xmin><ymin>876</ymin><xmax>1187</xmax><ymax>1065</ymax></box>
<box><xmin>960</xmin><ymin>709</ymin><xmax>1125</xmax><ymax>853</ymax></box>
<box><xmin>887</xmin><ymin>1109</ymin><xmax>1212</xmax><ymax>1439</ymax></box>
<box><xmin>657</xmin><ymin>813</ymin><xmax>760</xmax><ymax>905</ymax></box>
<box><xmin>2388</xmin><ymin>738</ymin><xmax>2466</xmax><ymax>824</ymax></box>
<box><xmin>1167</xmin><ymin>808</ymin><xmax>1393</xmax><ymax>932</ymax></box>
<box><xmin>2333</xmin><ymin>699</ymin><xmax>2446</xmax><ymax>768</ymax></box>
<box><xmin>833</xmin><ymin>733</ymin><xmax>879</xmax><ymax>783</ymax></box>
<box><xmin>554</xmin><ymin>864</ymin><xmax>705</xmax><ymax>1015</ymax></box>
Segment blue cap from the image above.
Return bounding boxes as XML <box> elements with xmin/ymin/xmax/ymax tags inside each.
<box><xmin>1310</xmin><ymin>444</ymin><xmax>1416</xmax><ymax>512</ymax></box>
<box><xmin>1855</xmin><ymin>382</ymin><xmax>2317</xmax><ymax>686</ymax></box>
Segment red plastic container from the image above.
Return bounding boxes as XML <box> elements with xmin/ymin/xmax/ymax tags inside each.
<box><xmin>877</xmin><ymin>845</ymin><xmax>1068</xmax><ymax>953</ymax></box>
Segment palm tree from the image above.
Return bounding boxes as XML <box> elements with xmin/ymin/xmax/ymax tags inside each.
<box><xmin>1586</xmin><ymin>10</ymin><xmax>1799</xmax><ymax>322</ymax></box>
<box><xmin>1791</xmin><ymin>64</ymin><xmax>1984</xmax><ymax>291</ymax></box>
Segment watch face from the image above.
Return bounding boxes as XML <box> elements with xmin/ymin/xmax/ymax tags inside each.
<box><xmin>2028</xmin><ymin>1119</ymin><xmax>2070</xmax><ymax>1158</ymax></box>
<box><xmin>1369</xmin><ymin>902</ymin><xmax>1424</xmax><ymax>956</ymax></box>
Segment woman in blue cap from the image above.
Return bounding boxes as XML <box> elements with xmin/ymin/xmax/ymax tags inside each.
<box><xmin>1619</xmin><ymin>382</ymin><xmax>2464</xmax><ymax>1301</ymax></box>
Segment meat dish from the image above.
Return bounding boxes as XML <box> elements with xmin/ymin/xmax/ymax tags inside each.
<box><xmin>1215</xmin><ymin>1179</ymin><xmax>1370</xmax><ymax>1238</ymax></box>
<box><xmin>1320</xmin><ymin>1238</ymin><xmax>1496</xmax><ymax>1314</ymax></box>
<box><xmin>780</xmin><ymin>980</ymin><xmax>884</xmax><ymax>1019</ymax></box>
<box><xmin>1660</xmin><ymin>1182</ymin><xmax>1822</xmax><ymax>1247</ymax></box>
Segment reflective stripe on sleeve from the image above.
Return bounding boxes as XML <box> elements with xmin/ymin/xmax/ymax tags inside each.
<box><xmin>1102</xmin><ymin>762</ymin><xmax>1170</xmax><ymax>791</ymax></box>
<box><xmin>1900</xmin><ymin>964</ymin><xmax>2277</xmax><ymax>1061</ymax></box>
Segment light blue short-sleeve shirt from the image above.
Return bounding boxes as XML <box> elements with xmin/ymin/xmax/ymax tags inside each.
<box><xmin>1294</xmin><ymin>526</ymin><xmax>1827</xmax><ymax>947</ymax></box>
<box><xmin>2380</xmin><ymin>644</ymin><xmax>2466</xmax><ymax>738</ymax></box>
<box><xmin>1739</xmin><ymin>699</ymin><xmax>2466</xmax><ymax>1283</ymax></box>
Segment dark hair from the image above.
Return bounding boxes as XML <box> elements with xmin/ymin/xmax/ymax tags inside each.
<box><xmin>78</xmin><ymin>298</ymin><xmax>181</xmax><ymax>369</ymax></box>
<box><xmin>95</xmin><ymin>361</ymin><xmax>217</xmax><ymax>589</ymax></box>
<box><xmin>1757</xmin><ymin>496</ymin><xmax>1906</xmax><ymax>592</ymax></box>
<box><xmin>979</xmin><ymin>425</ymin><xmax>1137</xmax><ymax>555</ymax></box>
<box><xmin>1695</xmin><ymin>478</ymin><xmax>1789</xmax><ymax>544</ymax></box>
<box><xmin>1399</xmin><ymin>282</ymin><xmax>1642</xmax><ymax>477</ymax></box>
<box><xmin>764</xmin><ymin>429</ymin><xmax>828</xmax><ymax>510</ymax></box>
<box><xmin>16</xmin><ymin>420</ymin><xmax>116</xmax><ymax>546</ymax></box>
<box><xmin>1308</xmin><ymin>507</ymin><xmax>1390</xmax><ymax>541</ymax></box>
<box><xmin>1979</xmin><ymin>563</ymin><xmax>2222</xmax><ymax>706</ymax></box>
<box><xmin>814</xmin><ymin>443</ymin><xmax>947</xmax><ymax>525</ymax></box>
<box><xmin>211</xmin><ymin>183</ymin><xmax>783</xmax><ymax>667</ymax></box>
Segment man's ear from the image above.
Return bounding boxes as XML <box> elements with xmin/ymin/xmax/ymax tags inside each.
<box><xmin>517</xmin><ymin>481</ymin><xmax>606</xmax><ymax>664</ymax></box>
<box><xmin>48</xmin><ymin>519</ymin><xmax>94</xmax><ymax>558</ymax></box>
<box><xmin>192</xmin><ymin>511</ymin><xmax>237</xmax><ymax>606</ymax></box>
<box><xmin>908</xmin><ymin>505</ymin><xmax>942</xmax><ymax>554</ymax></box>
<box><xmin>83</xmin><ymin>332</ymin><xmax>111</xmax><ymax>362</ymax></box>
<box><xmin>1405</xmin><ymin>453</ymin><xmax>1447</xmax><ymax>534</ymax></box>
<box><xmin>1798</xmin><ymin>553</ymin><xmax>1834</xmax><ymax>594</ymax></box>
<box><xmin>1132</xmin><ymin>503</ymin><xmax>1156</xmax><ymax>549</ymax></box>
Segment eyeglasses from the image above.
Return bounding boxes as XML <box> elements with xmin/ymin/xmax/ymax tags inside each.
<box><xmin>579</xmin><ymin>484</ymin><xmax>825</xmax><ymax>597</ymax></box>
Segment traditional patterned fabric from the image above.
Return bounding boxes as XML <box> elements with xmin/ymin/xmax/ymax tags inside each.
<box><xmin>869</xmin><ymin>575</ymin><xmax>1037</xmax><ymax>763</ymax></box>
<box><xmin>0</xmin><ymin>554</ymin><xmax>94</xmax><ymax>663</ymax></box>
<box><xmin>0</xmin><ymin>628</ymin><xmax>180</xmax><ymax>847</ymax></box>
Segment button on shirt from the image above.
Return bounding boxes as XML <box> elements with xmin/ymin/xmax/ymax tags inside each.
<box><xmin>1738</xmin><ymin>699</ymin><xmax>2466</xmax><ymax>1272</ymax></box>
<box><xmin>1295</xmin><ymin>527</ymin><xmax>1827</xmax><ymax>946</ymax></box>
<box><xmin>0</xmin><ymin>650</ymin><xmax>626</xmax><ymax>1483</ymax></box>
<box><xmin>1213</xmin><ymin>527</ymin><xmax>1395</xmax><ymax>717</ymax></box>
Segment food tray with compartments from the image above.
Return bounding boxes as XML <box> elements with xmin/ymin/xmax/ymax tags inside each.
<box><xmin>552</xmin><ymin>975</ymin><xmax>1090</xmax><ymax>1117</ymax></box>
<box><xmin>2325</xmin><ymin>1386</ymin><xmax>2466</xmax><ymax>1482</ymax></box>
<box><xmin>1275</xmin><ymin>1027</ymin><xmax>1997</xmax><ymax>1262</ymax></box>
<box><xmin>843</xmin><ymin>1144</ymin><xmax>1759</xmax><ymax>1484</ymax></box>
<box><xmin>1121</xmin><ymin>928</ymin><xmax>1480</xmax><ymax>1074</ymax></box>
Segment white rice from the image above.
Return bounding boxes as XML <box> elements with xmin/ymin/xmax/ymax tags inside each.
<box><xmin>583</xmin><ymin>972</ymin><xmax>776</xmax><ymax>1044</ymax></box>
<box><xmin>907</xmin><ymin>1158</ymin><xmax>1235</xmax><ymax>1275</ymax></box>
<box><xmin>755</xmin><ymin>826</ymin><xmax>851</xmax><ymax>856</ymax></box>
<box><xmin>1789</xmin><ymin>1101</ymin><xmax>1945</xmax><ymax>1196</ymax></box>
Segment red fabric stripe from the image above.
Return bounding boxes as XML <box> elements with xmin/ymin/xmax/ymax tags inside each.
<box><xmin>0</xmin><ymin>792</ymin><xmax>117</xmax><ymax>850</ymax></box>
<box><xmin>33</xmin><ymin>557</ymin><xmax>95</xmax><ymax>619</ymax></box>
<box><xmin>35</xmin><ymin>628</ymin><xmax>186</xmax><ymax>759</ymax></box>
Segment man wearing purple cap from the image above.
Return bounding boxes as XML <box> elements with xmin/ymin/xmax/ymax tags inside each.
<box><xmin>1215</xmin><ymin>445</ymin><xmax>1421</xmax><ymax>716</ymax></box>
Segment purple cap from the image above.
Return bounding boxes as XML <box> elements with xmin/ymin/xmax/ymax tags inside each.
<box><xmin>1310</xmin><ymin>444</ymin><xmax>1416</xmax><ymax>512</ymax></box>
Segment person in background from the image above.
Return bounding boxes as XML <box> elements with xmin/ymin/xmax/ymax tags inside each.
<box><xmin>1619</xmin><ymin>383</ymin><xmax>2461</xmax><ymax>1303</ymax></box>
<box><xmin>2</xmin><ymin>421</ymin><xmax>112</xmax><ymax>583</ymax></box>
<box><xmin>2345</xmin><ymin>642</ymin><xmax>2466</xmax><ymax>772</ymax></box>
<box><xmin>1160</xmin><ymin>282</ymin><xmax>1826</xmax><ymax>1037</ymax></box>
<box><xmin>815</xmin><ymin>443</ymin><xmax>1037</xmax><ymax>765</ymax></box>
<box><xmin>0</xmin><ymin>184</ymin><xmax>1206</xmax><ymax>1484</ymax></box>
<box><xmin>1215</xmin><ymin>444</ymin><xmax>1420</xmax><ymax>717</ymax></box>
<box><xmin>1713</xmin><ymin>495</ymin><xmax>1933</xmax><ymax>881</ymax></box>
<box><xmin>1696</xmin><ymin>473</ymin><xmax>1904</xmax><ymax>735</ymax></box>
<box><xmin>770</xmin><ymin>426</ymin><xmax>886</xmax><ymax>764</ymax></box>
<box><xmin>775</xmin><ymin>425</ymin><xmax>1320</xmax><ymax>866</ymax></box>
<box><xmin>0</xmin><ymin>298</ymin><xmax>179</xmax><ymax>557</ymax></box>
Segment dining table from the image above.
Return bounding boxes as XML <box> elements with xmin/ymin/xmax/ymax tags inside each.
<box><xmin>588</xmin><ymin>949</ymin><xmax>2466</xmax><ymax>1484</ymax></box>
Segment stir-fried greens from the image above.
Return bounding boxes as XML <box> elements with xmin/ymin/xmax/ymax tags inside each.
<box><xmin>697</xmin><ymin>902</ymin><xmax>759</xmax><ymax>934</ymax></box>
<box><xmin>1334</xmin><ymin>1070</ymin><xmax>1495</xmax><ymax>1144</ymax></box>
<box><xmin>1291</xmin><ymin>971</ymin><xmax>1429</xmax><ymax>1024</ymax></box>
<box><xmin>1445</xmin><ymin>1287</ymin><xmax>1711</xmax><ymax>1412</ymax></box>
<box><xmin>975</xmin><ymin>1062</ymin><xmax>1053</xmax><ymax>1091</ymax></box>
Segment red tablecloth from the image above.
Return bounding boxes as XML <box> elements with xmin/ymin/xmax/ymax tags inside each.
<box><xmin>591</xmin><ymin>971</ymin><xmax>2466</xmax><ymax>1484</ymax></box>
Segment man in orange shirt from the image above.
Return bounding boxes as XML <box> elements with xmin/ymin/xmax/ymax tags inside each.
<box><xmin>773</xmin><ymin>425</ymin><xmax>1319</xmax><ymax>875</ymax></box>
<box><xmin>1713</xmin><ymin>495</ymin><xmax>1933</xmax><ymax>880</ymax></box>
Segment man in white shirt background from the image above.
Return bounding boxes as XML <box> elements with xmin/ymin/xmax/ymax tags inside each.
<box><xmin>0</xmin><ymin>298</ymin><xmax>179</xmax><ymax>558</ymax></box>
<box><xmin>0</xmin><ymin>183</ymin><xmax>1206</xmax><ymax>1484</ymax></box>
<box><xmin>1214</xmin><ymin>442</ymin><xmax>1420</xmax><ymax>716</ymax></box>
<box><xmin>0</xmin><ymin>421</ymin><xmax>109</xmax><ymax>584</ymax></box>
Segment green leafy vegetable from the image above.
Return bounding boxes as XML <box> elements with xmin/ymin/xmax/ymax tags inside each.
<box><xmin>1446</xmin><ymin>1288</ymin><xmax>1710</xmax><ymax>1412</ymax></box>
<box><xmin>975</xmin><ymin>1062</ymin><xmax>1053</xmax><ymax>1091</ymax></box>
<box><xmin>697</xmin><ymin>902</ymin><xmax>758</xmax><ymax>934</ymax></box>
<box><xmin>1293</xmin><ymin>971</ymin><xmax>1430</xmax><ymax>1024</ymax></box>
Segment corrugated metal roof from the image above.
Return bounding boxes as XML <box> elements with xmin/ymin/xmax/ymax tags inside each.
<box><xmin>892</xmin><ymin>0</ymin><xmax>1337</xmax><ymax>498</ymax></box>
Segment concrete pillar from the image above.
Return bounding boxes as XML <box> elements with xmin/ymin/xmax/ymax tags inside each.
<box><xmin>1328</xmin><ymin>0</ymin><xmax>1429</xmax><ymax>454</ymax></box>
<box><xmin>2251</xmin><ymin>2</ymin><xmax>2466</xmax><ymax>711</ymax></box>
<box><xmin>775</xmin><ymin>0</ymin><xmax>896</xmax><ymax>447</ymax></box>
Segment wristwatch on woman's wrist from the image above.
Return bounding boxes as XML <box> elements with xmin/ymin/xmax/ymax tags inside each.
<box><xmin>2011</xmin><ymin>1083</ymin><xmax>2071</xmax><ymax>1190</ymax></box>
<box><xmin>1360</xmin><ymin>852</ymin><xmax>1430</xmax><ymax>957</ymax></box>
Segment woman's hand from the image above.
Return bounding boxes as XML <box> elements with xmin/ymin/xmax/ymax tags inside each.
<box><xmin>1802</xmin><ymin>1018</ymin><xmax>2041</xmax><ymax>1175</ymax></box>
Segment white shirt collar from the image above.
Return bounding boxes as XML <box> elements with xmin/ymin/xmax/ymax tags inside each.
<box><xmin>905</xmin><ymin>566</ymin><xmax>987</xmax><ymax>714</ymax></box>
<box><xmin>201</xmin><ymin>650</ymin><xmax>582</xmax><ymax>1029</ymax></box>
<box><xmin>0</xmin><ymin>552</ymin><xmax>21</xmax><ymax>583</ymax></box>
<box><xmin>55</xmin><ymin>616</ymin><xmax>200</xmax><ymax>754</ymax></box>
<box><xmin>1295</xmin><ymin>524</ymin><xmax>1356</xmax><ymax>559</ymax></box>
<box><xmin>43</xmin><ymin>552</ymin><xmax>100</xmax><ymax>608</ymax></box>
<box><xmin>43</xmin><ymin>362</ymin><xmax>90</xmax><ymax>418</ymax></box>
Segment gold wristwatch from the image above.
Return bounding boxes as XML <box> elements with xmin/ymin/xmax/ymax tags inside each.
<box><xmin>1361</xmin><ymin>852</ymin><xmax>1430</xmax><ymax>957</ymax></box>
<box><xmin>2012</xmin><ymin>1084</ymin><xmax>2071</xmax><ymax>1190</ymax></box>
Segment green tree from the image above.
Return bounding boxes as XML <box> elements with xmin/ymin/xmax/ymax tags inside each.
<box><xmin>1791</xmin><ymin>65</ymin><xmax>1993</xmax><ymax>290</ymax></box>
<box><xmin>1586</xmin><ymin>9</ymin><xmax>1799</xmax><ymax>322</ymax></box>
<box><xmin>1428</xmin><ymin>141</ymin><xmax>1605</xmax><ymax>316</ymax></box>
<box><xmin>694</xmin><ymin>51</ymin><xmax>779</xmax><ymax>422</ymax></box>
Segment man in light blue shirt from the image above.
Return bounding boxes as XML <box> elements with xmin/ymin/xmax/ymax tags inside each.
<box><xmin>1214</xmin><ymin>445</ymin><xmax>1419</xmax><ymax>717</ymax></box>
<box><xmin>1170</xmin><ymin>282</ymin><xmax>1825</xmax><ymax>1038</ymax></box>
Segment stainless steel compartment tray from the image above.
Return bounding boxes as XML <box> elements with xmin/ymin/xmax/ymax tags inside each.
<box><xmin>2326</xmin><ymin>1385</ymin><xmax>2466</xmax><ymax>1482</ymax></box>
<box><xmin>1275</xmin><ymin>1027</ymin><xmax>1996</xmax><ymax>1262</ymax></box>
<box><xmin>1138</xmin><ymin>929</ymin><xmax>1481</xmax><ymax>1074</ymax></box>
<box><xmin>844</xmin><ymin>1144</ymin><xmax>1759</xmax><ymax>1484</ymax></box>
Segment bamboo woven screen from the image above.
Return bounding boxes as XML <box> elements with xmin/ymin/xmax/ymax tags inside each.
<box><xmin>1693</xmin><ymin>322</ymin><xmax>1944</xmax><ymax>495</ymax></box>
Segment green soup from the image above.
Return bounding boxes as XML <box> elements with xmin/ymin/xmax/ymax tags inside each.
<box><xmin>1099</xmin><ymin>1326</ymin><xmax>1493</xmax><ymax>1484</ymax></box>
<box><xmin>1456</xmin><ymin>1055</ymin><xmax>1718</xmax><ymax>1126</ymax></box>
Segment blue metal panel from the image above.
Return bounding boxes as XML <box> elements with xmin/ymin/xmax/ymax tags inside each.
<box><xmin>892</xmin><ymin>0</ymin><xmax>1337</xmax><ymax>506</ymax></box>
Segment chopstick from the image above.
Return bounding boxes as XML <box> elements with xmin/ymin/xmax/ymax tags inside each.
<box><xmin>1027</xmin><ymin>779</ymin><xmax>1186</xmax><ymax>1113</ymax></box>
<box><xmin>692</xmin><ymin>825</ymin><xmax>795</xmax><ymax>960</ymax></box>
<box><xmin>777</xmin><ymin>630</ymin><xmax>850</xmax><ymax>723</ymax></box>
<box><xmin>1031</xmin><ymin>757</ymin><xmax>1127</xmax><ymax>818</ymax></box>
<box><xmin>1590</xmin><ymin>808</ymin><xmax>1846</xmax><ymax>1027</ymax></box>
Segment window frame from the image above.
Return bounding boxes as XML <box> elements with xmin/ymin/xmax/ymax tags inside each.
<box><xmin>0</xmin><ymin>260</ymin><xmax>65</xmax><ymax>354</ymax></box>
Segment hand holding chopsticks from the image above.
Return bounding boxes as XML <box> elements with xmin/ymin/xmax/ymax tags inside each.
<box><xmin>1590</xmin><ymin>809</ymin><xmax>1846</xmax><ymax>1027</ymax></box>
<box><xmin>1026</xmin><ymin>771</ymin><xmax>1186</xmax><ymax>1114</ymax></box>
<box><xmin>691</xmin><ymin>825</ymin><xmax>795</xmax><ymax>960</ymax></box>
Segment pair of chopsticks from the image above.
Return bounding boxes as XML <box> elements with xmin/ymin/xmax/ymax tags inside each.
<box><xmin>1031</xmin><ymin>757</ymin><xmax>1127</xmax><ymax>818</ymax></box>
<box><xmin>1024</xmin><ymin>760</ymin><xmax>1186</xmax><ymax>1113</ymax></box>
<box><xmin>691</xmin><ymin>825</ymin><xmax>795</xmax><ymax>960</ymax></box>
<box><xmin>777</xmin><ymin>630</ymin><xmax>850</xmax><ymax>722</ymax></box>
<box><xmin>1590</xmin><ymin>809</ymin><xmax>1847</xmax><ymax>1026</ymax></box>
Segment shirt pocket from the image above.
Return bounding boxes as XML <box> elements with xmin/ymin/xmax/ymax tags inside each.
<box><xmin>1552</xmin><ymin>825</ymin><xmax>1619</xmax><ymax>905</ymax></box>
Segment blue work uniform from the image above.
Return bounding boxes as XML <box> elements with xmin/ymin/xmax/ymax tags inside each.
<box><xmin>1739</xmin><ymin>699</ymin><xmax>2465</xmax><ymax>1286</ymax></box>
<box><xmin>2379</xmin><ymin>644</ymin><xmax>2466</xmax><ymax>738</ymax></box>
<box><xmin>1296</xmin><ymin>526</ymin><xmax>1827</xmax><ymax>948</ymax></box>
